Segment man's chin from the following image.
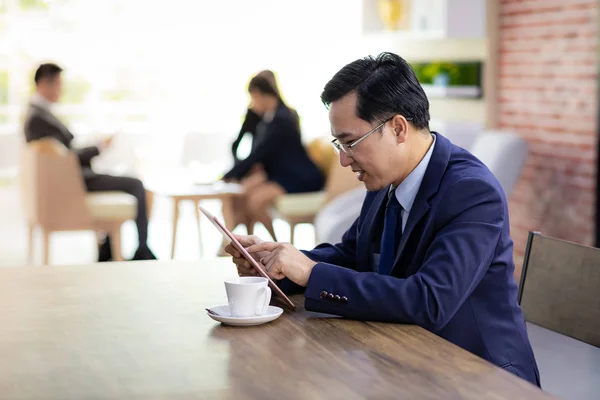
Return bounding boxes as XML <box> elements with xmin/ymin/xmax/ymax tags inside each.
<box><xmin>363</xmin><ymin>179</ymin><xmax>386</xmax><ymax>192</ymax></box>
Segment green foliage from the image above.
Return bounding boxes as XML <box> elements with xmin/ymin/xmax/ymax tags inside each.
<box><xmin>0</xmin><ymin>70</ymin><xmax>8</xmax><ymax>105</ymax></box>
<box><xmin>61</xmin><ymin>77</ymin><xmax>91</xmax><ymax>104</ymax></box>
<box><xmin>124</xmin><ymin>113</ymin><xmax>148</xmax><ymax>122</ymax></box>
<box><xmin>19</xmin><ymin>0</ymin><xmax>49</xmax><ymax>11</ymax></box>
<box><xmin>101</xmin><ymin>89</ymin><xmax>134</xmax><ymax>102</ymax></box>
<box><xmin>54</xmin><ymin>112</ymin><xmax>85</xmax><ymax>126</ymax></box>
<box><xmin>411</xmin><ymin>61</ymin><xmax>481</xmax><ymax>86</ymax></box>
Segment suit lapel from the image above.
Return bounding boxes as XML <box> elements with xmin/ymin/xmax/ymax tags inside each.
<box><xmin>30</xmin><ymin>104</ymin><xmax>74</xmax><ymax>144</ymax></box>
<box><xmin>357</xmin><ymin>189</ymin><xmax>387</xmax><ymax>272</ymax></box>
<box><xmin>394</xmin><ymin>198</ymin><xmax>430</xmax><ymax>266</ymax></box>
<box><xmin>392</xmin><ymin>132</ymin><xmax>453</xmax><ymax>273</ymax></box>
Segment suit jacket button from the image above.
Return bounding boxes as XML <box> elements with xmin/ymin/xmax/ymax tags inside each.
<box><xmin>320</xmin><ymin>291</ymin><xmax>328</xmax><ymax>299</ymax></box>
<box><xmin>334</xmin><ymin>295</ymin><xmax>341</xmax><ymax>301</ymax></box>
<box><xmin>327</xmin><ymin>293</ymin><xmax>335</xmax><ymax>300</ymax></box>
<box><xmin>341</xmin><ymin>296</ymin><xmax>348</xmax><ymax>303</ymax></box>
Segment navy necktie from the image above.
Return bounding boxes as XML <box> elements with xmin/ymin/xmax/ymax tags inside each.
<box><xmin>379</xmin><ymin>192</ymin><xmax>402</xmax><ymax>276</ymax></box>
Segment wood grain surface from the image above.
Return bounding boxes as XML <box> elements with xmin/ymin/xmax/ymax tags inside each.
<box><xmin>0</xmin><ymin>259</ymin><xmax>554</xmax><ymax>399</ymax></box>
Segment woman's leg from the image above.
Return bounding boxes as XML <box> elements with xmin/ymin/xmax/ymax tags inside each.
<box><xmin>245</xmin><ymin>182</ymin><xmax>285</xmax><ymax>242</ymax></box>
<box><xmin>230</xmin><ymin>195</ymin><xmax>254</xmax><ymax>235</ymax></box>
<box><xmin>237</xmin><ymin>168</ymin><xmax>268</xmax><ymax>234</ymax></box>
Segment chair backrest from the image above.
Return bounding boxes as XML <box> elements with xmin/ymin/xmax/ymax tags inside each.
<box><xmin>518</xmin><ymin>231</ymin><xmax>600</xmax><ymax>347</ymax></box>
<box><xmin>322</xmin><ymin>157</ymin><xmax>362</xmax><ymax>203</ymax></box>
<box><xmin>470</xmin><ymin>131</ymin><xmax>527</xmax><ymax>197</ymax></box>
<box><xmin>315</xmin><ymin>186</ymin><xmax>367</xmax><ymax>245</ymax></box>
<box><xmin>20</xmin><ymin>138</ymin><xmax>93</xmax><ymax>230</ymax></box>
<box><xmin>440</xmin><ymin>123</ymin><xmax>480</xmax><ymax>150</ymax></box>
<box><xmin>306</xmin><ymin>137</ymin><xmax>362</xmax><ymax>202</ymax></box>
<box><xmin>306</xmin><ymin>137</ymin><xmax>336</xmax><ymax>177</ymax></box>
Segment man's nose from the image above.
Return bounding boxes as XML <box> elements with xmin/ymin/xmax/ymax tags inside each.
<box><xmin>339</xmin><ymin>151</ymin><xmax>352</xmax><ymax>167</ymax></box>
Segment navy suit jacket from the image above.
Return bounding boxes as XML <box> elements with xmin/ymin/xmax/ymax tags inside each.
<box><xmin>281</xmin><ymin>132</ymin><xmax>540</xmax><ymax>386</ymax></box>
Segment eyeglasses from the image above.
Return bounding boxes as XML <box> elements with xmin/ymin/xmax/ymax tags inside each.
<box><xmin>331</xmin><ymin>116</ymin><xmax>397</xmax><ymax>157</ymax></box>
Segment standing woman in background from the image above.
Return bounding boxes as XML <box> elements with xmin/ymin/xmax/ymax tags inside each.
<box><xmin>223</xmin><ymin>72</ymin><xmax>324</xmax><ymax>241</ymax></box>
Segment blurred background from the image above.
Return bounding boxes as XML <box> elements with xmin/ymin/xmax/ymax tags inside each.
<box><xmin>0</xmin><ymin>0</ymin><xmax>597</xmax><ymax>281</ymax></box>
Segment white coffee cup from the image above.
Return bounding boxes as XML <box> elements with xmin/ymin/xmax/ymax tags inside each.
<box><xmin>224</xmin><ymin>277</ymin><xmax>272</xmax><ymax>318</ymax></box>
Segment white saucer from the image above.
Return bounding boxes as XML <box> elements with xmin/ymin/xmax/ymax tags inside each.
<box><xmin>206</xmin><ymin>305</ymin><xmax>283</xmax><ymax>326</ymax></box>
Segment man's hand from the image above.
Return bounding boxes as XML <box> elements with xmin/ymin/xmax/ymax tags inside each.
<box><xmin>97</xmin><ymin>134</ymin><xmax>115</xmax><ymax>152</ymax></box>
<box><xmin>224</xmin><ymin>234</ymin><xmax>271</xmax><ymax>277</ymax></box>
<box><xmin>103</xmin><ymin>135</ymin><xmax>115</xmax><ymax>149</ymax></box>
<box><xmin>245</xmin><ymin>242</ymin><xmax>317</xmax><ymax>287</ymax></box>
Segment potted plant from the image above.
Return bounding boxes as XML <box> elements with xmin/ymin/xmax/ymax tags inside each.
<box><xmin>419</xmin><ymin>62</ymin><xmax>460</xmax><ymax>87</ymax></box>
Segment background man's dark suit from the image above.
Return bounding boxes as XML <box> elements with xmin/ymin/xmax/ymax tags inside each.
<box><xmin>22</xmin><ymin>99</ymin><xmax>153</xmax><ymax>260</ymax></box>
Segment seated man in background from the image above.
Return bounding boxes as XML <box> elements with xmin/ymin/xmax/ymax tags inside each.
<box><xmin>23</xmin><ymin>63</ymin><xmax>156</xmax><ymax>261</ymax></box>
<box><xmin>226</xmin><ymin>52</ymin><xmax>540</xmax><ymax>386</ymax></box>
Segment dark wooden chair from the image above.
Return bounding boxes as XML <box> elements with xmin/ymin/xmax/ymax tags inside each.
<box><xmin>519</xmin><ymin>231</ymin><xmax>600</xmax><ymax>347</ymax></box>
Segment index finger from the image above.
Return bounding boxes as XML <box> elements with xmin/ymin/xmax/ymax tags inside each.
<box><xmin>245</xmin><ymin>241</ymin><xmax>280</xmax><ymax>254</ymax></box>
<box><xmin>224</xmin><ymin>243</ymin><xmax>240</xmax><ymax>258</ymax></box>
<box><xmin>233</xmin><ymin>234</ymin><xmax>259</xmax><ymax>247</ymax></box>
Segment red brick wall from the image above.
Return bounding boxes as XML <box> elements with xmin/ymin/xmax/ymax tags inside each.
<box><xmin>497</xmin><ymin>0</ymin><xmax>598</xmax><ymax>279</ymax></box>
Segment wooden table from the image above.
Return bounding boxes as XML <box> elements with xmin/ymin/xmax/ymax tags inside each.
<box><xmin>146</xmin><ymin>182</ymin><xmax>242</xmax><ymax>258</ymax></box>
<box><xmin>0</xmin><ymin>260</ymin><xmax>554</xmax><ymax>400</ymax></box>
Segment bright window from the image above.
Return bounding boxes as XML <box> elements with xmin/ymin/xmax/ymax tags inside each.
<box><xmin>0</xmin><ymin>0</ymin><xmax>363</xmax><ymax>140</ymax></box>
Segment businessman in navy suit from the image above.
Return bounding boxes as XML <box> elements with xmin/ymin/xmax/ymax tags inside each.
<box><xmin>226</xmin><ymin>52</ymin><xmax>540</xmax><ymax>386</ymax></box>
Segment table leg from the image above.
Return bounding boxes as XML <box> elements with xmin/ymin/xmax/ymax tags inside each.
<box><xmin>27</xmin><ymin>222</ymin><xmax>35</xmax><ymax>264</ymax></box>
<box><xmin>42</xmin><ymin>229</ymin><xmax>50</xmax><ymax>266</ymax></box>
<box><xmin>171</xmin><ymin>198</ymin><xmax>180</xmax><ymax>259</ymax></box>
<box><xmin>194</xmin><ymin>200</ymin><xmax>204</xmax><ymax>256</ymax></box>
<box><xmin>110</xmin><ymin>225</ymin><xmax>124</xmax><ymax>262</ymax></box>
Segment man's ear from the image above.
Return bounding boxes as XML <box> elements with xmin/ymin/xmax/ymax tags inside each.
<box><xmin>391</xmin><ymin>115</ymin><xmax>409</xmax><ymax>144</ymax></box>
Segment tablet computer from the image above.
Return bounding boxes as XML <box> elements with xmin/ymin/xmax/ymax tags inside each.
<box><xmin>198</xmin><ymin>205</ymin><xmax>296</xmax><ymax>310</ymax></box>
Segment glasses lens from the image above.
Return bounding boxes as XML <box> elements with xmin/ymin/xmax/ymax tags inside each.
<box><xmin>331</xmin><ymin>140</ymin><xmax>353</xmax><ymax>157</ymax></box>
<box><xmin>331</xmin><ymin>140</ymin><xmax>341</xmax><ymax>153</ymax></box>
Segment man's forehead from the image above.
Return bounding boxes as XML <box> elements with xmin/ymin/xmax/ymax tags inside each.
<box><xmin>329</xmin><ymin>92</ymin><xmax>357</xmax><ymax>115</ymax></box>
<box><xmin>328</xmin><ymin>92</ymin><xmax>364</xmax><ymax>139</ymax></box>
<box><xmin>329</xmin><ymin>113</ymin><xmax>363</xmax><ymax>140</ymax></box>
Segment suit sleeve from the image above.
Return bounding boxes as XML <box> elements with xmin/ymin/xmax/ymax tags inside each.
<box><xmin>278</xmin><ymin>216</ymin><xmax>360</xmax><ymax>294</ymax></box>
<box><xmin>231</xmin><ymin>132</ymin><xmax>244</xmax><ymax>161</ymax></box>
<box><xmin>303</xmin><ymin>216</ymin><xmax>359</xmax><ymax>268</ymax></box>
<box><xmin>223</xmin><ymin>115</ymin><xmax>289</xmax><ymax>180</ymax></box>
<box><xmin>74</xmin><ymin>146</ymin><xmax>101</xmax><ymax>167</ymax></box>
<box><xmin>25</xmin><ymin>115</ymin><xmax>100</xmax><ymax>166</ymax></box>
<box><xmin>231</xmin><ymin>108</ymin><xmax>260</xmax><ymax>161</ymax></box>
<box><xmin>303</xmin><ymin>177</ymin><xmax>505</xmax><ymax>332</ymax></box>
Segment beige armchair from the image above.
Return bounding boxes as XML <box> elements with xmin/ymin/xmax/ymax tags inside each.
<box><xmin>272</xmin><ymin>138</ymin><xmax>362</xmax><ymax>244</ymax></box>
<box><xmin>20</xmin><ymin>138</ymin><xmax>137</xmax><ymax>265</ymax></box>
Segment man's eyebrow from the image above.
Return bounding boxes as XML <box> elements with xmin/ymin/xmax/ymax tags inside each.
<box><xmin>332</xmin><ymin>132</ymin><xmax>354</xmax><ymax>141</ymax></box>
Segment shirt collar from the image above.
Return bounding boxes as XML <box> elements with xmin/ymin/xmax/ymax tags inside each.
<box><xmin>393</xmin><ymin>133</ymin><xmax>436</xmax><ymax>213</ymax></box>
<box><xmin>30</xmin><ymin>92</ymin><xmax>52</xmax><ymax>111</ymax></box>
<box><xmin>263</xmin><ymin>109</ymin><xmax>276</xmax><ymax>123</ymax></box>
